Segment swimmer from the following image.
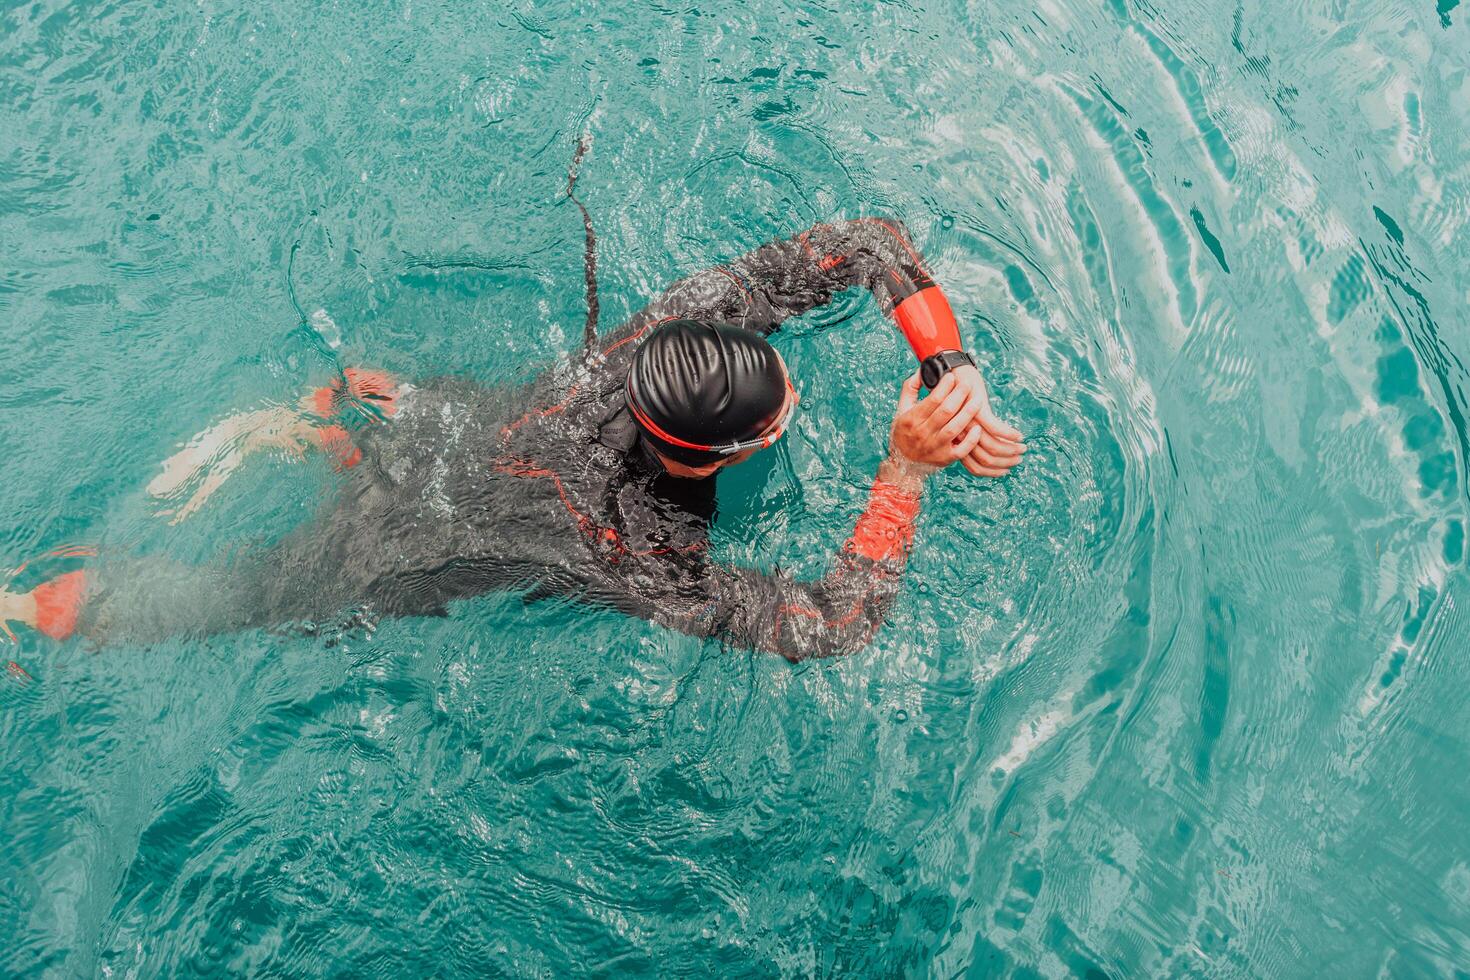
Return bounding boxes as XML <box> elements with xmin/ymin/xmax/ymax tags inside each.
<box><xmin>1</xmin><ymin>218</ymin><xmax>1025</xmax><ymax>660</ymax></box>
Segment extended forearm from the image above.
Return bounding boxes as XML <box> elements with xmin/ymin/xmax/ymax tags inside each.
<box><xmin>793</xmin><ymin>219</ymin><xmax>970</xmax><ymax>381</ymax></box>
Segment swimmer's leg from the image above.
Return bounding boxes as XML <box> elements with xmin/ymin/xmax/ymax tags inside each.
<box><xmin>149</xmin><ymin>369</ymin><xmax>402</xmax><ymax>523</ymax></box>
<box><xmin>10</xmin><ymin>550</ymin><xmax>363</xmax><ymax>647</ymax></box>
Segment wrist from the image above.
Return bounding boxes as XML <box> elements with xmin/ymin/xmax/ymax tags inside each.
<box><xmin>878</xmin><ymin>452</ymin><xmax>934</xmax><ymax>493</ymax></box>
<box><xmin>919</xmin><ymin>349</ymin><xmax>975</xmax><ymax>390</ymax></box>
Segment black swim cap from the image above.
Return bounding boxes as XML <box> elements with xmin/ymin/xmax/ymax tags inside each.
<box><xmin>626</xmin><ymin>319</ymin><xmax>788</xmax><ymax>466</ymax></box>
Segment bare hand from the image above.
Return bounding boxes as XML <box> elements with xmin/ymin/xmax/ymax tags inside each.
<box><xmin>887</xmin><ymin>368</ymin><xmax>1025</xmax><ymax>481</ymax></box>
<box><xmin>945</xmin><ymin>364</ymin><xmax>1025</xmax><ymax>477</ymax></box>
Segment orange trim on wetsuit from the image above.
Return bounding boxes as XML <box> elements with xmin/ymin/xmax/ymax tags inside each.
<box><xmin>32</xmin><ymin>570</ymin><xmax>87</xmax><ymax>640</ymax></box>
<box><xmin>764</xmin><ymin>477</ymin><xmax>921</xmax><ymax>660</ymax></box>
<box><xmin>308</xmin><ymin>368</ymin><xmax>400</xmax><ymax>469</ymax></box>
<box><xmin>845</xmin><ymin>479</ymin><xmax>921</xmax><ymax>563</ymax></box>
<box><xmin>312</xmin><ymin>425</ymin><xmax>363</xmax><ymax>469</ymax></box>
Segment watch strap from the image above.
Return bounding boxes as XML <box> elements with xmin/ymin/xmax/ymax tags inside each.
<box><xmin>919</xmin><ymin>350</ymin><xmax>975</xmax><ymax>389</ymax></box>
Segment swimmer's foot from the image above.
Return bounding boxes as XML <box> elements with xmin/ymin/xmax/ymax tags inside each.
<box><xmin>2</xmin><ymin>572</ymin><xmax>87</xmax><ymax>641</ymax></box>
<box><xmin>0</xmin><ymin>586</ymin><xmax>38</xmax><ymax>637</ymax></box>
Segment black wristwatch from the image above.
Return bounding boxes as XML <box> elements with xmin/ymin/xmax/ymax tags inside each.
<box><xmin>919</xmin><ymin>349</ymin><xmax>975</xmax><ymax>390</ymax></box>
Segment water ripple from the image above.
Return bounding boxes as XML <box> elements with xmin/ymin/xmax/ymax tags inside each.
<box><xmin>4</xmin><ymin>0</ymin><xmax>1470</xmax><ymax>974</ymax></box>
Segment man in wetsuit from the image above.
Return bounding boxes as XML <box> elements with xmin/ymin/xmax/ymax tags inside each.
<box><xmin>0</xmin><ymin>218</ymin><xmax>1025</xmax><ymax>661</ymax></box>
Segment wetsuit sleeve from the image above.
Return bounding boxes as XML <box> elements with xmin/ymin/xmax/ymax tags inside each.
<box><xmin>724</xmin><ymin>217</ymin><xmax>966</xmax><ymax>361</ymax></box>
<box><xmin>594</xmin><ymin>217</ymin><xmax>964</xmax><ymax>367</ymax></box>
<box><xmin>658</xmin><ymin>478</ymin><xmax>922</xmax><ymax>661</ymax></box>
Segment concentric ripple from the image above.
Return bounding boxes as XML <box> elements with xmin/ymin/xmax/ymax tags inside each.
<box><xmin>3</xmin><ymin>0</ymin><xmax>1469</xmax><ymax>975</ymax></box>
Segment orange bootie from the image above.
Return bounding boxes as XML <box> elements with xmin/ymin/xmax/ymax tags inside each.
<box><xmin>308</xmin><ymin>368</ymin><xmax>400</xmax><ymax>470</ymax></box>
<box><xmin>31</xmin><ymin>570</ymin><xmax>87</xmax><ymax>640</ymax></box>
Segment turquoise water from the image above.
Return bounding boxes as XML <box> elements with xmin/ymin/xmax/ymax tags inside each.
<box><xmin>3</xmin><ymin>0</ymin><xmax>1469</xmax><ymax>974</ymax></box>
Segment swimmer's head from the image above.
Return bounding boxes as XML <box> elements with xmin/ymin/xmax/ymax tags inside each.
<box><xmin>626</xmin><ymin>319</ymin><xmax>797</xmax><ymax>478</ymax></box>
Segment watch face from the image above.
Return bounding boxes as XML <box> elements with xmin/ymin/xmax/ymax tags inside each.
<box><xmin>921</xmin><ymin>360</ymin><xmax>943</xmax><ymax>389</ymax></box>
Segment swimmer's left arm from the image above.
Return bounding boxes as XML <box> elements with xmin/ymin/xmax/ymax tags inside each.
<box><xmin>660</xmin><ymin>371</ymin><xmax>977</xmax><ymax>660</ymax></box>
<box><xmin>641</xmin><ymin>469</ymin><xmax>921</xmax><ymax>661</ymax></box>
<box><xmin>704</xmin><ymin>480</ymin><xmax>920</xmax><ymax>662</ymax></box>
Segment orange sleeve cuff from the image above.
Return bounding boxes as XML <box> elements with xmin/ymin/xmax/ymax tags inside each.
<box><xmin>893</xmin><ymin>285</ymin><xmax>962</xmax><ymax>361</ymax></box>
<box><xmin>32</xmin><ymin>570</ymin><xmax>87</xmax><ymax>640</ymax></box>
<box><xmin>845</xmin><ymin>479</ymin><xmax>922</xmax><ymax>563</ymax></box>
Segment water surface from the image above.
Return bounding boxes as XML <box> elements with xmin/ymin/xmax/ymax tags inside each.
<box><xmin>3</xmin><ymin>0</ymin><xmax>1469</xmax><ymax>975</ymax></box>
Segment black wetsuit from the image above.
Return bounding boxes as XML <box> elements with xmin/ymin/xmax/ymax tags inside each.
<box><xmin>66</xmin><ymin>219</ymin><xmax>947</xmax><ymax>661</ymax></box>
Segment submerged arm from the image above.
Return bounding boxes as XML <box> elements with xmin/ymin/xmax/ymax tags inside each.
<box><xmin>695</xmin><ymin>459</ymin><xmax>926</xmax><ymax>661</ymax></box>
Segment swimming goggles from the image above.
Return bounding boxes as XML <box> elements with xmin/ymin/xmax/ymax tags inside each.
<box><xmin>627</xmin><ymin>371</ymin><xmax>800</xmax><ymax>457</ymax></box>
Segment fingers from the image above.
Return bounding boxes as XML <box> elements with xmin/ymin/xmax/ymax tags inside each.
<box><xmin>963</xmin><ymin>433</ymin><xmax>1027</xmax><ymax>476</ymax></box>
<box><xmin>910</xmin><ymin>372</ymin><xmax>958</xmax><ymax>424</ymax></box>
<box><xmin>913</xmin><ymin>380</ymin><xmax>972</xmax><ymax>448</ymax></box>
<box><xmin>965</xmin><ymin>448</ymin><xmax>1019</xmax><ymax>474</ymax></box>
<box><xmin>978</xmin><ymin>404</ymin><xmax>1024</xmax><ymax>443</ymax></box>
<box><xmin>955</xmin><ymin>396</ymin><xmax>1028</xmax><ymax>478</ymax></box>
<box><xmin>156</xmin><ymin>443</ymin><xmax>245</xmax><ymax>521</ymax></box>
<box><xmin>961</xmin><ymin>456</ymin><xmax>1012</xmax><ymax>477</ymax></box>
<box><xmin>937</xmin><ymin>387</ymin><xmax>985</xmax><ymax>442</ymax></box>
<box><xmin>937</xmin><ymin>377</ymin><xmax>970</xmax><ymax>421</ymax></box>
<box><xmin>981</xmin><ymin>426</ymin><xmax>1029</xmax><ymax>461</ymax></box>
<box><xmin>952</xmin><ymin>423</ymin><xmax>986</xmax><ymax>460</ymax></box>
<box><xmin>947</xmin><ymin>416</ymin><xmax>1024</xmax><ymax>478</ymax></box>
<box><xmin>896</xmin><ymin>370</ymin><xmax>922</xmax><ymax>414</ymax></box>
